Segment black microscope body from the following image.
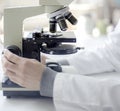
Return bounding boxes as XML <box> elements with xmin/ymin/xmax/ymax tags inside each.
<box><xmin>2</xmin><ymin>30</ymin><xmax>78</xmax><ymax>98</ymax></box>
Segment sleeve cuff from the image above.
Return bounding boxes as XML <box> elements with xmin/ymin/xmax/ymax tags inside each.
<box><xmin>40</xmin><ymin>67</ymin><xmax>57</xmax><ymax>97</ymax></box>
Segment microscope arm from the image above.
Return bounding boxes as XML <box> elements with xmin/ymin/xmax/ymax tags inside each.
<box><xmin>4</xmin><ymin>6</ymin><xmax>46</xmax><ymax>50</ymax></box>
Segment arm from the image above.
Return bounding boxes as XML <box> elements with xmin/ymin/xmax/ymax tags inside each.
<box><xmin>57</xmin><ymin>30</ymin><xmax>120</xmax><ymax>75</ymax></box>
<box><xmin>54</xmin><ymin>73</ymin><xmax>120</xmax><ymax>111</ymax></box>
<box><xmin>41</xmin><ymin>24</ymin><xmax>120</xmax><ymax>111</ymax></box>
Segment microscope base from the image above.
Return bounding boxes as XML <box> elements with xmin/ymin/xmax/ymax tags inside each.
<box><xmin>3</xmin><ymin>91</ymin><xmax>42</xmax><ymax>98</ymax></box>
<box><xmin>2</xmin><ymin>79</ymin><xmax>44</xmax><ymax>98</ymax></box>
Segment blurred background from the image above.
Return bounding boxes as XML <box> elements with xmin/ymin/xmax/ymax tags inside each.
<box><xmin>0</xmin><ymin>0</ymin><xmax>120</xmax><ymax>42</ymax></box>
<box><xmin>71</xmin><ymin>0</ymin><xmax>120</xmax><ymax>39</ymax></box>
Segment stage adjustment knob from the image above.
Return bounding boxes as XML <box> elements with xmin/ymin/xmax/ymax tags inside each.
<box><xmin>6</xmin><ymin>45</ymin><xmax>21</xmax><ymax>56</ymax></box>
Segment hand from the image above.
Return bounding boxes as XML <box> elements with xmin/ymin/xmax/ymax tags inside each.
<box><xmin>41</xmin><ymin>53</ymin><xmax>48</xmax><ymax>65</ymax></box>
<box><xmin>2</xmin><ymin>49</ymin><xmax>45</xmax><ymax>90</ymax></box>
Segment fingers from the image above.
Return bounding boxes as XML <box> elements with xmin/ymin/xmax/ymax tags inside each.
<box><xmin>5</xmin><ymin>69</ymin><xmax>23</xmax><ymax>86</ymax></box>
<box><xmin>4</xmin><ymin>49</ymin><xmax>21</xmax><ymax>64</ymax></box>
<box><xmin>5</xmin><ymin>69</ymin><xmax>16</xmax><ymax>80</ymax></box>
<box><xmin>41</xmin><ymin>54</ymin><xmax>48</xmax><ymax>64</ymax></box>
<box><xmin>2</xmin><ymin>55</ymin><xmax>18</xmax><ymax>73</ymax></box>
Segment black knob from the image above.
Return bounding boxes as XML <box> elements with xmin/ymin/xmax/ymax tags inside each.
<box><xmin>6</xmin><ymin>45</ymin><xmax>21</xmax><ymax>56</ymax></box>
<box><xmin>46</xmin><ymin>62</ymin><xmax>62</xmax><ymax>72</ymax></box>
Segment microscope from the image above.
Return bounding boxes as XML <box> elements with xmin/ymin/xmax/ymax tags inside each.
<box><xmin>2</xmin><ymin>0</ymin><xmax>78</xmax><ymax>98</ymax></box>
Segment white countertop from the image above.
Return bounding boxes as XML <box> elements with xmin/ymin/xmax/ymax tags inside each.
<box><xmin>0</xmin><ymin>91</ymin><xmax>55</xmax><ymax>111</ymax></box>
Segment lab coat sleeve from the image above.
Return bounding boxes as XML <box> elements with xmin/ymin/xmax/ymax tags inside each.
<box><xmin>65</xmin><ymin>30</ymin><xmax>120</xmax><ymax>74</ymax></box>
<box><xmin>66</xmin><ymin>49</ymin><xmax>115</xmax><ymax>75</ymax></box>
<box><xmin>54</xmin><ymin>73</ymin><xmax>120</xmax><ymax>111</ymax></box>
<box><xmin>53</xmin><ymin>22</ymin><xmax>120</xmax><ymax>111</ymax></box>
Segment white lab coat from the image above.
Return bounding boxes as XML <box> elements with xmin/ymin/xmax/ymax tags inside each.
<box><xmin>53</xmin><ymin>21</ymin><xmax>120</xmax><ymax>111</ymax></box>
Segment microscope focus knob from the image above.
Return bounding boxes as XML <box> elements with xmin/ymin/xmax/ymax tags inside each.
<box><xmin>6</xmin><ymin>45</ymin><xmax>21</xmax><ymax>56</ymax></box>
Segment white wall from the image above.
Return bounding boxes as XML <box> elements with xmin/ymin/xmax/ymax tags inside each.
<box><xmin>0</xmin><ymin>0</ymin><xmax>39</xmax><ymax>16</ymax></box>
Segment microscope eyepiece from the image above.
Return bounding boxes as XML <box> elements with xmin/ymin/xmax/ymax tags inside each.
<box><xmin>65</xmin><ymin>12</ymin><xmax>78</xmax><ymax>25</ymax></box>
<box><xmin>56</xmin><ymin>15</ymin><xmax>68</xmax><ymax>31</ymax></box>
